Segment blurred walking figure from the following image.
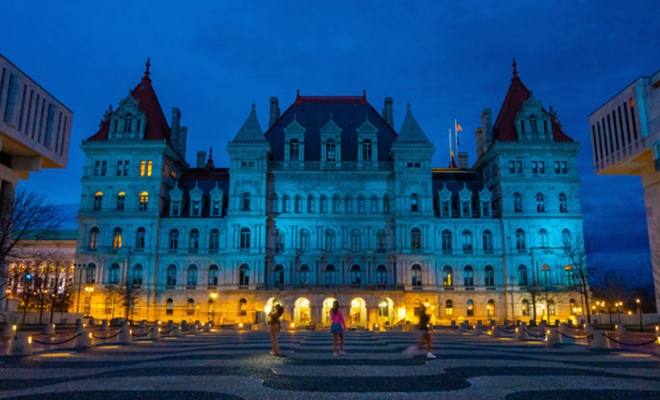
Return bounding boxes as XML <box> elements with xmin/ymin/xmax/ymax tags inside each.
<box><xmin>330</xmin><ymin>300</ymin><xmax>347</xmax><ymax>356</ymax></box>
<box><xmin>406</xmin><ymin>304</ymin><xmax>436</xmax><ymax>359</ymax></box>
<box><xmin>269</xmin><ymin>304</ymin><xmax>284</xmax><ymax>355</ymax></box>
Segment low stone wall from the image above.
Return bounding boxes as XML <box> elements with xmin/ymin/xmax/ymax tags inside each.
<box><xmin>0</xmin><ymin>311</ymin><xmax>84</xmax><ymax>325</ymax></box>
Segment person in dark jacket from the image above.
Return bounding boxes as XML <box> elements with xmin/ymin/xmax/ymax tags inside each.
<box><xmin>406</xmin><ymin>304</ymin><xmax>436</xmax><ymax>359</ymax></box>
<box><xmin>269</xmin><ymin>304</ymin><xmax>284</xmax><ymax>355</ymax></box>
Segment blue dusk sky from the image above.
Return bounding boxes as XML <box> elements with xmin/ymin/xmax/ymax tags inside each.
<box><xmin>1</xmin><ymin>1</ymin><xmax>657</xmax><ymax>274</ymax></box>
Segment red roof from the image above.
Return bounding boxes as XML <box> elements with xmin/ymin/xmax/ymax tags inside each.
<box><xmin>493</xmin><ymin>62</ymin><xmax>573</xmax><ymax>142</ymax></box>
<box><xmin>86</xmin><ymin>62</ymin><xmax>171</xmax><ymax>141</ymax></box>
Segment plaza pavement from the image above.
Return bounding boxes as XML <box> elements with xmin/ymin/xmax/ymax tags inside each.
<box><xmin>1</xmin><ymin>329</ymin><xmax>660</xmax><ymax>399</ymax></box>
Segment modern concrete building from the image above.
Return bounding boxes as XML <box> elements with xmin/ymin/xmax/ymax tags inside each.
<box><xmin>73</xmin><ymin>60</ymin><xmax>585</xmax><ymax>327</ymax></box>
<box><xmin>589</xmin><ymin>68</ymin><xmax>660</xmax><ymax>311</ymax></box>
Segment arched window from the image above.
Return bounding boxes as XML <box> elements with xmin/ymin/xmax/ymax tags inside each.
<box><xmin>135</xmin><ymin>227</ymin><xmax>146</xmax><ymax>249</ymax></box>
<box><xmin>539</xmin><ymin>228</ymin><xmax>548</xmax><ymax>248</ymax></box>
<box><xmin>187</xmin><ymin>299</ymin><xmax>195</xmax><ymax>316</ymax></box>
<box><xmin>169</xmin><ymin>229</ymin><xmax>179</xmax><ymax>250</ymax></box>
<box><xmin>187</xmin><ymin>265</ymin><xmax>198</xmax><ymax>286</ymax></box>
<box><xmin>166</xmin><ymin>264</ymin><xmax>177</xmax><ymax>286</ymax></box>
<box><xmin>166</xmin><ymin>298</ymin><xmax>173</xmax><ymax>315</ymax></box>
<box><xmin>189</xmin><ymin>229</ymin><xmax>200</xmax><ymax>252</ymax></box>
<box><xmin>344</xmin><ymin>195</ymin><xmax>353</xmax><ymax>213</ymax></box>
<box><xmin>411</xmin><ymin>228</ymin><xmax>421</xmax><ymax>252</ymax></box>
<box><xmin>445</xmin><ymin>300</ymin><xmax>453</xmax><ymax>317</ymax></box>
<box><xmin>239</xmin><ymin>299</ymin><xmax>247</xmax><ymax>316</ymax></box>
<box><xmin>411</xmin><ymin>193</ymin><xmax>419</xmax><ymax>212</ymax></box>
<box><xmin>86</xmin><ymin>263</ymin><xmax>96</xmax><ymax>284</ymax></box>
<box><xmin>112</xmin><ymin>227</ymin><xmax>123</xmax><ymax>248</ymax></box>
<box><xmin>307</xmin><ymin>195</ymin><xmax>315</xmax><ymax>213</ymax></box>
<box><xmin>482</xmin><ymin>230</ymin><xmax>493</xmax><ymax>253</ymax></box>
<box><xmin>242</xmin><ymin>192</ymin><xmax>251</xmax><ymax>211</ymax></box>
<box><xmin>484</xmin><ymin>265</ymin><xmax>495</xmax><ymax>287</ymax></box>
<box><xmin>463</xmin><ymin>266</ymin><xmax>474</xmax><ymax>287</ymax></box>
<box><xmin>487</xmin><ymin>299</ymin><xmax>495</xmax><ymax>317</ymax></box>
<box><xmin>239</xmin><ymin>264</ymin><xmax>250</xmax><ymax>285</ymax></box>
<box><xmin>411</xmin><ymin>264</ymin><xmax>422</xmax><ymax>287</ymax></box>
<box><xmin>209</xmin><ymin>229</ymin><xmax>220</xmax><ymax>252</ymax></box>
<box><xmin>240</xmin><ymin>228</ymin><xmax>251</xmax><ymax>249</ymax></box>
<box><xmin>350</xmin><ymin>229</ymin><xmax>361</xmax><ymax>252</ymax></box>
<box><xmin>289</xmin><ymin>139</ymin><xmax>300</xmax><ymax>161</ymax></box>
<box><xmin>325</xmin><ymin>265</ymin><xmax>336</xmax><ymax>285</ymax></box>
<box><xmin>325</xmin><ymin>230</ymin><xmax>336</xmax><ymax>252</ymax></box>
<box><xmin>370</xmin><ymin>195</ymin><xmax>378</xmax><ymax>213</ymax></box>
<box><xmin>376</xmin><ymin>265</ymin><xmax>387</xmax><ymax>285</ymax></box>
<box><xmin>522</xmin><ymin>299</ymin><xmax>529</xmax><ymax>316</ymax></box>
<box><xmin>93</xmin><ymin>191</ymin><xmax>103</xmax><ymax>211</ymax></box>
<box><xmin>332</xmin><ymin>194</ymin><xmax>341</xmax><ymax>213</ymax></box>
<box><xmin>109</xmin><ymin>263</ymin><xmax>120</xmax><ymax>284</ymax></box>
<box><xmin>536</xmin><ymin>193</ymin><xmax>545</xmax><ymax>212</ymax></box>
<box><xmin>442</xmin><ymin>229</ymin><xmax>452</xmax><ymax>253</ymax></box>
<box><xmin>295</xmin><ymin>195</ymin><xmax>303</xmax><ymax>213</ymax></box>
<box><xmin>358</xmin><ymin>195</ymin><xmax>366</xmax><ymax>213</ymax></box>
<box><xmin>376</xmin><ymin>229</ymin><xmax>387</xmax><ymax>253</ymax></box>
<box><xmin>467</xmin><ymin>299</ymin><xmax>474</xmax><ymax>316</ymax></box>
<box><xmin>283</xmin><ymin>195</ymin><xmax>290</xmax><ymax>213</ymax></box>
<box><xmin>513</xmin><ymin>193</ymin><xmax>522</xmax><ymax>212</ymax></box>
<box><xmin>208</xmin><ymin>265</ymin><xmax>219</xmax><ymax>286</ymax></box>
<box><xmin>274</xmin><ymin>264</ymin><xmax>284</xmax><ymax>285</ymax></box>
<box><xmin>559</xmin><ymin>193</ymin><xmax>568</xmax><ymax>212</ymax></box>
<box><xmin>383</xmin><ymin>195</ymin><xmax>390</xmax><ymax>213</ymax></box>
<box><xmin>326</xmin><ymin>139</ymin><xmax>336</xmax><ymax>161</ymax></box>
<box><xmin>561</xmin><ymin>228</ymin><xmax>571</xmax><ymax>244</ymax></box>
<box><xmin>350</xmin><ymin>265</ymin><xmax>362</xmax><ymax>285</ymax></box>
<box><xmin>443</xmin><ymin>265</ymin><xmax>453</xmax><ymax>286</ymax></box>
<box><xmin>565</xmin><ymin>264</ymin><xmax>575</xmax><ymax>286</ymax></box>
<box><xmin>541</xmin><ymin>264</ymin><xmax>551</xmax><ymax>285</ymax></box>
<box><xmin>89</xmin><ymin>227</ymin><xmax>99</xmax><ymax>249</ymax></box>
<box><xmin>362</xmin><ymin>139</ymin><xmax>372</xmax><ymax>161</ymax></box>
<box><xmin>462</xmin><ymin>229</ymin><xmax>472</xmax><ymax>252</ymax></box>
<box><xmin>300</xmin><ymin>229</ymin><xmax>310</xmax><ymax>252</ymax></box>
<box><xmin>139</xmin><ymin>191</ymin><xmax>149</xmax><ymax>211</ymax></box>
<box><xmin>517</xmin><ymin>265</ymin><xmax>528</xmax><ymax>286</ymax></box>
<box><xmin>515</xmin><ymin>228</ymin><xmax>526</xmax><ymax>251</ymax></box>
<box><xmin>131</xmin><ymin>263</ymin><xmax>143</xmax><ymax>286</ymax></box>
<box><xmin>116</xmin><ymin>191</ymin><xmax>125</xmax><ymax>211</ymax></box>
<box><xmin>300</xmin><ymin>264</ymin><xmax>310</xmax><ymax>285</ymax></box>
<box><xmin>320</xmin><ymin>195</ymin><xmax>328</xmax><ymax>213</ymax></box>
<box><xmin>270</xmin><ymin>193</ymin><xmax>278</xmax><ymax>213</ymax></box>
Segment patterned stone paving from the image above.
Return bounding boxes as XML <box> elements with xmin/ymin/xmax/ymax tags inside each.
<box><xmin>1</xmin><ymin>330</ymin><xmax>660</xmax><ymax>399</ymax></box>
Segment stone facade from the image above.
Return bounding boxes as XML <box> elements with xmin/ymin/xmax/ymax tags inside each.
<box><xmin>74</xmin><ymin>61</ymin><xmax>584</xmax><ymax>327</ymax></box>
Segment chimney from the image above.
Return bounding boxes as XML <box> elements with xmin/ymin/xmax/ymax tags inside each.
<box><xmin>458</xmin><ymin>152</ymin><xmax>468</xmax><ymax>169</ymax></box>
<box><xmin>196</xmin><ymin>151</ymin><xmax>206</xmax><ymax>168</ymax></box>
<box><xmin>475</xmin><ymin>128</ymin><xmax>484</xmax><ymax>159</ymax></box>
<box><xmin>179</xmin><ymin>126</ymin><xmax>188</xmax><ymax>161</ymax></box>
<box><xmin>269</xmin><ymin>97</ymin><xmax>280</xmax><ymax>128</ymax></box>
<box><xmin>382</xmin><ymin>97</ymin><xmax>394</xmax><ymax>126</ymax></box>
<box><xmin>171</xmin><ymin>108</ymin><xmax>181</xmax><ymax>149</ymax></box>
<box><xmin>481</xmin><ymin>108</ymin><xmax>493</xmax><ymax>144</ymax></box>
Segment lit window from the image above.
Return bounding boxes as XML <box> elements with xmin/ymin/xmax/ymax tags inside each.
<box><xmin>112</xmin><ymin>227</ymin><xmax>122</xmax><ymax>248</ymax></box>
<box><xmin>93</xmin><ymin>191</ymin><xmax>103</xmax><ymax>211</ymax></box>
<box><xmin>443</xmin><ymin>266</ymin><xmax>453</xmax><ymax>286</ymax></box>
<box><xmin>116</xmin><ymin>191</ymin><xmax>125</xmax><ymax>211</ymax></box>
<box><xmin>139</xmin><ymin>191</ymin><xmax>149</xmax><ymax>211</ymax></box>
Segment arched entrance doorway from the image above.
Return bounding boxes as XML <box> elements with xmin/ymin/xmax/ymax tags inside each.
<box><xmin>349</xmin><ymin>297</ymin><xmax>367</xmax><ymax>327</ymax></box>
<box><xmin>294</xmin><ymin>297</ymin><xmax>312</xmax><ymax>325</ymax></box>
<box><xmin>377</xmin><ymin>297</ymin><xmax>394</xmax><ymax>327</ymax></box>
<box><xmin>322</xmin><ymin>297</ymin><xmax>337</xmax><ymax>326</ymax></box>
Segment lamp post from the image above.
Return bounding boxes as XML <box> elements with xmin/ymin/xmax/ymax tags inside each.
<box><xmin>84</xmin><ymin>286</ymin><xmax>94</xmax><ymax>317</ymax></box>
<box><xmin>210</xmin><ymin>292</ymin><xmax>217</xmax><ymax>324</ymax></box>
<box><xmin>74</xmin><ymin>263</ymin><xmax>87</xmax><ymax>314</ymax></box>
<box><xmin>616</xmin><ymin>302</ymin><xmax>622</xmax><ymax>325</ymax></box>
<box><xmin>636</xmin><ymin>298</ymin><xmax>642</xmax><ymax>331</ymax></box>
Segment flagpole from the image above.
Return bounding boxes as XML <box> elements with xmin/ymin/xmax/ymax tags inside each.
<box><xmin>454</xmin><ymin>119</ymin><xmax>459</xmax><ymax>153</ymax></box>
<box><xmin>448</xmin><ymin>128</ymin><xmax>454</xmax><ymax>168</ymax></box>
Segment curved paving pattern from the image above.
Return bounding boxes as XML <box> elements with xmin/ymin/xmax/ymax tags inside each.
<box><xmin>1</xmin><ymin>330</ymin><xmax>660</xmax><ymax>399</ymax></box>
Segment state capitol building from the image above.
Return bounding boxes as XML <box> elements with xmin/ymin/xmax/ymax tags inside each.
<box><xmin>74</xmin><ymin>61</ymin><xmax>584</xmax><ymax>328</ymax></box>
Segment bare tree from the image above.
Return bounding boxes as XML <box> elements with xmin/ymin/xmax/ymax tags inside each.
<box><xmin>522</xmin><ymin>278</ymin><xmax>544</xmax><ymax>323</ymax></box>
<box><xmin>591</xmin><ymin>270</ymin><xmax>628</xmax><ymax>325</ymax></box>
<box><xmin>104</xmin><ymin>288</ymin><xmax>124</xmax><ymax>320</ymax></box>
<box><xmin>562</xmin><ymin>233</ymin><xmax>595</xmax><ymax>324</ymax></box>
<box><xmin>118</xmin><ymin>282</ymin><xmax>141</xmax><ymax>320</ymax></box>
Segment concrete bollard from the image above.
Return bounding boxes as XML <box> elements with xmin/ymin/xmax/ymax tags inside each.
<box><xmin>168</xmin><ymin>320</ymin><xmax>174</xmax><ymax>328</ymax></box>
<box><xmin>203</xmin><ymin>322</ymin><xmax>211</xmax><ymax>333</ymax></box>
<box><xmin>101</xmin><ymin>320</ymin><xmax>109</xmax><ymax>332</ymax></box>
<box><xmin>150</xmin><ymin>326</ymin><xmax>161</xmax><ymax>341</ymax></box>
<box><xmin>476</xmin><ymin>320</ymin><xmax>483</xmax><ymax>328</ymax></box>
<box><xmin>89</xmin><ymin>317</ymin><xmax>96</xmax><ymax>326</ymax></box>
<box><xmin>458</xmin><ymin>322</ymin><xmax>468</xmax><ymax>334</ymax></box>
<box><xmin>539</xmin><ymin>321</ymin><xmax>547</xmax><ymax>331</ymax></box>
<box><xmin>9</xmin><ymin>333</ymin><xmax>33</xmax><ymax>356</ymax></box>
<box><xmin>554</xmin><ymin>319</ymin><xmax>560</xmax><ymax>327</ymax></box>
<box><xmin>139</xmin><ymin>320</ymin><xmax>147</xmax><ymax>329</ymax></box>
<box><xmin>450</xmin><ymin>320</ymin><xmax>456</xmax><ymax>328</ymax></box>
<box><xmin>171</xmin><ymin>324</ymin><xmax>181</xmax><ymax>337</ymax></box>
<box><xmin>490</xmin><ymin>320</ymin><xmax>496</xmax><ymax>328</ymax></box>
<box><xmin>493</xmin><ymin>327</ymin><xmax>502</xmax><ymax>338</ymax></box>
<box><xmin>546</xmin><ymin>328</ymin><xmax>562</xmax><ymax>346</ymax></box>
<box><xmin>194</xmin><ymin>320</ymin><xmax>201</xmax><ymax>327</ymax></box>
<box><xmin>515</xmin><ymin>327</ymin><xmax>526</xmax><ymax>341</ymax></box>
<box><xmin>188</xmin><ymin>323</ymin><xmax>199</xmax><ymax>335</ymax></box>
<box><xmin>567</xmin><ymin>319</ymin><xmax>574</xmax><ymax>327</ymax></box>
<box><xmin>615</xmin><ymin>324</ymin><xmax>626</xmax><ymax>336</ymax></box>
<box><xmin>118</xmin><ymin>321</ymin><xmax>132</xmax><ymax>345</ymax></box>
<box><xmin>76</xmin><ymin>319</ymin><xmax>83</xmax><ymax>331</ymax></box>
<box><xmin>592</xmin><ymin>330</ymin><xmax>610</xmax><ymax>349</ymax></box>
<box><xmin>44</xmin><ymin>324</ymin><xmax>56</xmax><ymax>336</ymax></box>
<box><xmin>75</xmin><ymin>330</ymin><xmax>93</xmax><ymax>350</ymax></box>
<box><xmin>2</xmin><ymin>324</ymin><xmax>17</xmax><ymax>338</ymax></box>
<box><xmin>473</xmin><ymin>325</ymin><xmax>482</xmax><ymax>336</ymax></box>
<box><xmin>558</xmin><ymin>323</ymin><xmax>568</xmax><ymax>334</ymax></box>
<box><xmin>504</xmin><ymin>320</ymin><xmax>510</xmax><ymax>327</ymax></box>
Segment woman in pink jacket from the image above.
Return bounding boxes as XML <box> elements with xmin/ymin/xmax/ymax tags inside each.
<box><xmin>330</xmin><ymin>300</ymin><xmax>347</xmax><ymax>356</ymax></box>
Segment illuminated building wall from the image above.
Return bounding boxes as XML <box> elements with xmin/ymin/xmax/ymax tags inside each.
<box><xmin>74</xmin><ymin>61</ymin><xmax>584</xmax><ymax>326</ymax></box>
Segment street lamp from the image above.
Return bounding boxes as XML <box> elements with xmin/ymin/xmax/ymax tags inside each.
<box><xmin>74</xmin><ymin>263</ymin><xmax>87</xmax><ymax>314</ymax></box>
<box><xmin>616</xmin><ymin>302</ymin><xmax>622</xmax><ymax>325</ymax></box>
<box><xmin>210</xmin><ymin>292</ymin><xmax>218</xmax><ymax>325</ymax></box>
<box><xmin>84</xmin><ymin>286</ymin><xmax>94</xmax><ymax>317</ymax></box>
<box><xmin>636</xmin><ymin>298</ymin><xmax>642</xmax><ymax>331</ymax></box>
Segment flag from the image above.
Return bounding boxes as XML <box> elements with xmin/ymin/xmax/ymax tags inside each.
<box><xmin>455</xmin><ymin>121</ymin><xmax>463</xmax><ymax>132</ymax></box>
<box><xmin>450</xmin><ymin>149</ymin><xmax>455</xmax><ymax>158</ymax></box>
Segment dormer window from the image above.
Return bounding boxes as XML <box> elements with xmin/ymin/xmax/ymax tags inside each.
<box><xmin>529</xmin><ymin>115</ymin><xmax>538</xmax><ymax>134</ymax></box>
<box><xmin>362</xmin><ymin>140</ymin><xmax>373</xmax><ymax>161</ymax></box>
<box><xmin>123</xmin><ymin>114</ymin><xmax>133</xmax><ymax>133</ymax></box>
<box><xmin>171</xmin><ymin>200</ymin><xmax>181</xmax><ymax>216</ymax></box>
<box><xmin>326</xmin><ymin>139</ymin><xmax>336</xmax><ymax>161</ymax></box>
<box><xmin>290</xmin><ymin>140</ymin><xmax>300</xmax><ymax>162</ymax></box>
<box><xmin>192</xmin><ymin>200</ymin><xmax>201</xmax><ymax>216</ymax></box>
<box><xmin>211</xmin><ymin>200</ymin><xmax>221</xmax><ymax>216</ymax></box>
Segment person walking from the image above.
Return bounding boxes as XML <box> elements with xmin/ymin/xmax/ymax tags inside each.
<box><xmin>269</xmin><ymin>304</ymin><xmax>284</xmax><ymax>355</ymax></box>
<box><xmin>330</xmin><ymin>300</ymin><xmax>347</xmax><ymax>356</ymax></box>
<box><xmin>406</xmin><ymin>304</ymin><xmax>436</xmax><ymax>359</ymax></box>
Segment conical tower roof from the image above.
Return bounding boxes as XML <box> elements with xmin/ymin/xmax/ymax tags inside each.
<box><xmin>232</xmin><ymin>103</ymin><xmax>266</xmax><ymax>142</ymax></box>
<box><xmin>396</xmin><ymin>103</ymin><xmax>430</xmax><ymax>143</ymax></box>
